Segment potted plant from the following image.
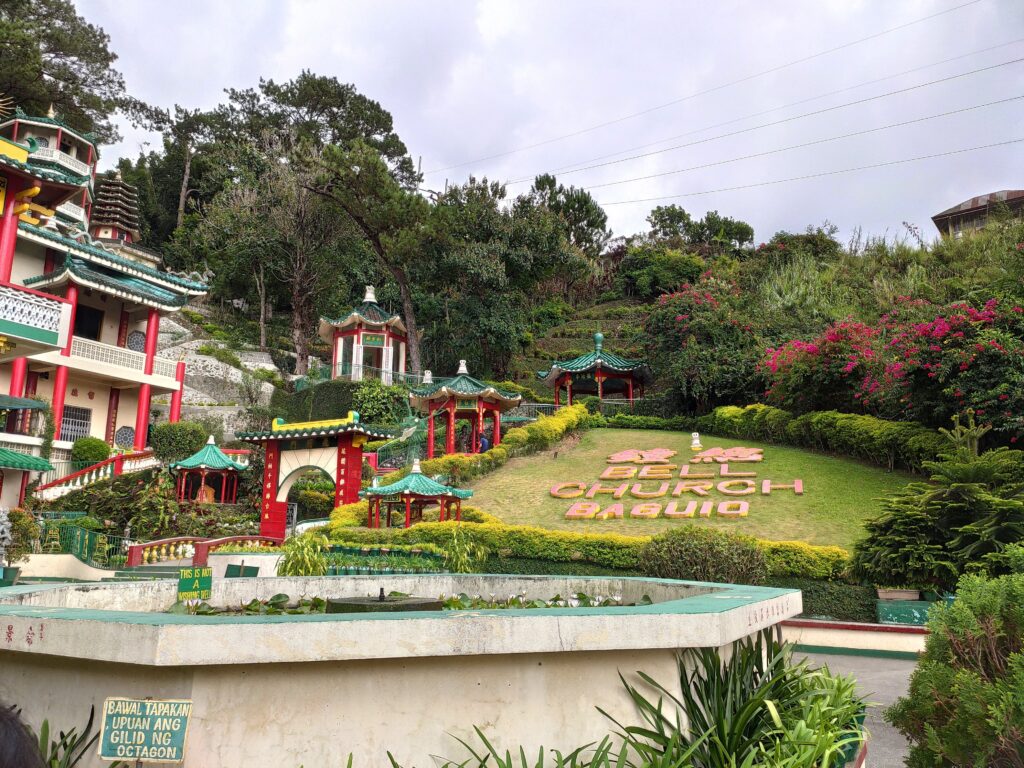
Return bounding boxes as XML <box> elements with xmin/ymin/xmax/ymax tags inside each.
<box><xmin>876</xmin><ymin>585</ymin><xmax>921</xmax><ymax>601</ymax></box>
<box><xmin>0</xmin><ymin>509</ymin><xmax>39</xmax><ymax>586</ymax></box>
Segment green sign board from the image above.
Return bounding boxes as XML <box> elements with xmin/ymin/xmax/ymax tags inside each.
<box><xmin>362</xmin><ymin>333</ymin><xmax>386</xmax><ymax>348</ymax></box>
<box><xmin>99</xmin><ymin>698</ymin><xmax>192</xmax><ymax>763</ymax></box>
<box><xmin>177</xmin><ymin>566</ymin><xmax>212</xmax><ymax>602</ymax></box>
<box><xmin>456</xmin><ymin>398</ymin><xmax>477</xmax><ymax>410</ymax></box>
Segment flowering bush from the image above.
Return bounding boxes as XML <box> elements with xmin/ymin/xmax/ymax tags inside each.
<box><xmin>762</xmin><ymin>298</ymin><xmax>1024</xmax><ymax>443</ymax></box>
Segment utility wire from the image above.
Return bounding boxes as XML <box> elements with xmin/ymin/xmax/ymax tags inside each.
<box><xmin>516</xmin><ymin>37</ymin><xmax>1024</xmax><ymax>182</ymax></box>
<box><xmin>506</xmin><ymin>57</ymin><xmax>1023</xmax><ymax>185</ymax></box>
<box><xmin>597</xmin><ymin>138</ymin><xmax>1023</xmax><ymax>206</ymax></box>
<box><xmin>580</xmin><ymin>95</ymin><xmax>1023</xmax><ymax>191</ymax></box>
<box><xmin>425</xmin><ymin>0</ymin><xmax>986</xmax><ymax>175</ymax></box>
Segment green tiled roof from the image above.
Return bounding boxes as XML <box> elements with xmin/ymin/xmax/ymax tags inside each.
<box><xmin>170</xmin><ymin>437</ymin><xmax>247</xmax><ymax>472</ymax></box>
<box><xmin>5</xmin><ymin>108</ymin><xmax>99</xmax><ymax>149</ymax></box>
<box><xmin>0</xmin><ymin>395</ymin><xmax>46</xmax><ymax>411</ymax></box>
<box><xmin>536</xmin><ymin>332</ymin><xmax>651</xmax><ymax>384</ymax></box>
<box><xmin>0</xmin><ymin>149</ymin><xmax>88</xmax><ymax>186</ymax></box>
<box><xmin>18</xmin><ymin>222</ymin><xmax>208</xmax><ymax>293</ymax></box>
<box><xmin>0</xmin><ymin>447</ymin><xmax>53</xmax><ymax>472</ymax></box>
<box><xmin>25</xmin><ymin>255</ymin><xmax>189</xmax><ymax>310</ymax></box>
<box><xmin>361</xmin><ymin>462</ymin><xmax>473</xmax><ymax>499</ymax></box>
<box><xmin>237</xmin><ymin>421</ymin><xmax>395</xmax><ymax>442</ymax></box>
<box><xmin>319</xmin><ymin>286</ymin><xmax>404</xmax><ymax>335</ymax></box>
<box><xmin>409</xmin><ymin>362</ymin><xmax>522</xmax><ymax>412</ymax></box>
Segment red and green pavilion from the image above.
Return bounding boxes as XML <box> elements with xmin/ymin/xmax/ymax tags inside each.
<box><xmin>537</xmin><ymin>332</ymin><xmax>652</xmax><ymax>405</ymax></box>
<box><xmin>361</xmin><ymin>459</ymin><xmax>473</xmax><ymax>528</ymax></box>
<box><xmin>318</xmin><ymin>285</ymin><xmax>408</xmax><ymax>384</ymax></box>
<box><xmin>169</xmin><ymin>436</ymin><xmax>248</xmax><ymax>504</ymax></box>
<box><xmin>409</xmin><ymin>361</ymin><xmax>522</xmax><ymax>459</ymax></box>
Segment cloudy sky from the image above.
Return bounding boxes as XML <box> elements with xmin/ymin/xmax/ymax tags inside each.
<box><xmin>80</xmin><ymin>0</ymin><xmax>1023</xmax><ymax>244</ymax></box>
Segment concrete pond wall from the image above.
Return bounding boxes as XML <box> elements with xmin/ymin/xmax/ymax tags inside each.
<box><xmin>0</xmin><ymin>575</ymin><xmax>800</xmax><ymax>767</ymax></box>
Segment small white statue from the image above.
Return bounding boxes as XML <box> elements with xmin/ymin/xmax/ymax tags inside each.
<box><xmin>690</xmin><ymin>432</ymin><xmax>703</xmax><ymax>451</ymax></box>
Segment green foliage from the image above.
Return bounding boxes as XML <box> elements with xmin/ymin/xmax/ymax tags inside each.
<box><xmin>616</xmin><ymin>242</ymin><xmax>705</xmax><ymax>300</ymax></box>
<box><xmin>69</xmin><ymin>436</ymin><xmax>109</xmax><ymax>466</ymax></box>
<box><xmin>767</xmin><ymin>577</ymin><xmax>877</xmax><ymax>623</ymax></box>
<box><xmin>352</xmin><ymin>378</ymin><xmax>408</xmax><ymax>425</ymax></box>
<box><xmin>578</xmin><ymin>395</ymin><xmax>601</xmax><ymax>414</ymax></box>
<box><xmin>276</xmin><ymin>534</ymin><xmax>329</xmax><ymax>576</ymax></box>
<box><xmin>27</xmin><ymin>705</ymin><xmax>126</xmax><ymax>768</ymax></box>
<box><xmin>852</xmin><ymin>442</ymin><xmax>1024</xmax><ymax>591</ymax></box>
<box><xmin>886</xmin><ymin>570</ymin><xmax>1024</xmax><ymax>767</ymax></box>
<box><xmin>759</xmin><ymin>540</ymin><xmax>849</xmax><ymax>581</ymax></box>
<box><xmin>271</xmin><ymin>379</ymin><xmax>360</xmax><ymax>423</ymax></box>
<box><xmin>442</xmin><ymin>523</ymin><xmax>490</xmax><ymax>573</ymax></box>
<box><xmin>149</xmin><ymin>421</ymin><xmax>208</xmax><ymax>462</ymax></box>
<box><xmin>604</xmin><ymin>413</ymin><xmax>695</xmax><ymax>431</ymax></box>
<box><xmin>296</xmin><ymin>490</ymin><xmax>333</xmax><ymax>520</ymax></box>
<box><xmin>1</xmin><ymin>508</ymin><xmax>39</xmax><ymax>566</ymax></box>
<box><xmin>196</xmin><ymin>343</ymin><xmax>243</xmax><ymax>369</ymax></box>
<box><xmin>640</xmin><ymin>527</ymin><xmax>768</xmax><ymax>585</ymax></box>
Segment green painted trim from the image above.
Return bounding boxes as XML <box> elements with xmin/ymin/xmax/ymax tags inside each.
<box><xmin>793</xmin><ymin>643</ymin><xmax>920</xmax><ymax>661</ymax></box>
<box><xmin>0</xmin><ymin>317</ymin><xmax>59</xmax><ymax>345</ymax></box>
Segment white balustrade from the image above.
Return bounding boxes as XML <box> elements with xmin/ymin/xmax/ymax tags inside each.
<box><xmin>70</xmin><ymin>337</ymin><xmax>176</xmax><ymax>378</ymax></box>
<box><xmin>31</xmin><ymin>146</ymin><xmax>91</xmax><ymax>176</ymax></box>
<box><xmin>56</xmin><ymin>201</ymin><xmax>86</xmax><ymax>221</ymax></box>
<box><xmin>0</xmin><ymin>284</ymin><xmax>66</xmax><ymax>338</ymax></box>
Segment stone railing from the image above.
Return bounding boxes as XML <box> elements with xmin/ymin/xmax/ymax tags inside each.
<box><xmin>126</xmin><ymin>536</ymin><xmax>204</xmax><ymax>567</ymax></box>
<box><xmin>333</xmin><ymin>362</ymin><xmax>422</xmax><ymax>385</ymax></box>
<box><xmin>69</xmin><ymin>337</ymin><xmax>177</xmax><ymax>378</ymax></box>
<box><xmin>34</xmin><ymin>450</ymin><xmax>158</xmax><ymax>501</ymax></box>
<box><xmin>56</xmin><ymin>200</ymin><xmax>86</xmax><ymax>221</ymax></box>
<box><xmin>31</xmin><ymin>146</ymin><xmax>91</xmax><ymax>176</ymax></box>
<box><xmin>504</xmin><ymin>402</ymin><xmax>561</xmax><ymax>420</ymax></box>
<box><xmin>0</xmin><ymin>283</ymin><xmax>68</xmax><ymax>346</ymax></box>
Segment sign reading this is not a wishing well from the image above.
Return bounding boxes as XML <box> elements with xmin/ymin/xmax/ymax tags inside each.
<box><xmin>550</xmin><ymin>446</ymin><xmax>803</xmax><ymax>520</ymax></box>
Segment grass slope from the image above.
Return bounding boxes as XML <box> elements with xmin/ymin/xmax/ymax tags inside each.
<box><xmin>469</xmin><ymin>428</ymin><xmax>912</xmax><ymax>550</ymax></box>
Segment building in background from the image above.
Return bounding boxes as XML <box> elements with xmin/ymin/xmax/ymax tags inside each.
<box><xmin>0</xmin><ymin>107</ymin><xmax>207</xmax><ymax>505</ymax></box>
<box><xmin>931</xmin><ymin>190</ymin><xmax>1024</xmax><ymax>237</ymax></box>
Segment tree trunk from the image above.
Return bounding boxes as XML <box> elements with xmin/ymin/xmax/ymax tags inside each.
<box><xmin>254</xmin><ymin>263</ymin><xmax>268</xmax><ymax>351</ymax></box>
<box><xmin>291</xmin><ymin>309</ymin><xmax>309</xmax><ymax>376</ymax></box>
<box><xmin>176</xmin><ymin>141</ymin><xmax>192</xmax><ymax>230</ymax></box>
<box><xmin>389</xmin><ymin>264</ymin><xmax>421</xmax><ymax>373</ymax></box>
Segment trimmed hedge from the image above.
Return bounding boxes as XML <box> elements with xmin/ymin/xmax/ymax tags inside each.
<box><xmin>603</xmin><ymin>413</ymin><xmax>695</xmax><ymax>431</ymax></box>
<box><xmin>640</xmin><ymin>527</ymin><xmax>768</xmax><ymax>585</ymax></box>
<box><xmin>150</xmin><ymin>421</ymin><xmax>208</xmax><ymax>463</ymax></box>
<box><xmin>70</xmin><ymin>436</ymin><xmax>109</xmax><ymax>465</ymax></box>
<box><xmin>767</xmin><ymin>576</ymin><xmax>877</xmax><ymax>623</ymax></box>
<box><xmin>270</xmin><ymin>379</ymin><xmax>361</xmax><ymax>423</ymax></box>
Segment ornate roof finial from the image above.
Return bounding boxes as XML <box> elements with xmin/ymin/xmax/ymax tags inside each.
<box><xmin>457</xmin><ymin>359</ymin><xmax>469</xmax><ymax>375</ymax></box>
<box><xmin>364</xmin><ymin>285</ymin><xmax>376</xmax><ymax>303</ymax></box>
<box><xmin>46</xmin><ymin>103</ymin><xmax>56</xmax><ymax>119</ymax></box>
<box><xmin>206</xmin><ymin>435</ymin><xmax>216</xmax><ymax>445</ymax></box>
<box><xmin>594</xmin><ymin>332</ymin><xmax>604</xmax><ymax>353</ymax></box>
<box><xmin>422</xmin><ymin>370</ymin><xmax>433</xmax><ymax>384</ymax></box>
<box><xmin>411</xmin><ymin>458</ymin><xmax>422</xmax><ymax>474</ymax></box>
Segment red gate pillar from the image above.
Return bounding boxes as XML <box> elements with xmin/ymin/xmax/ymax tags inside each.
<box><xmin>260</xmin><ymin>440</ymin><xmax>287</xmax><ymax>539</ymax></box>
<box><xmin>335</xmin><ymin>435</ymin><xmax>364</xmax><ymax>507</ymax></box>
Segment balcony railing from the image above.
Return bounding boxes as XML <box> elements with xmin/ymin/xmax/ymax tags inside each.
<box><xmin>70</xmin><ymin>337</ymin><xmax>177</xmax><ymax>379</ymax></box>
<box><xmin>333</xmin><ymin>362</ymin><xmax>423</xmax><ymax>385</ymax></box>
<box><xmin>56</xmin><ymin>200</ymin><xmax>86</xmax><ymax>221</ymax></box>
<box><xmin>0</xmin><ymin>283</ymin><xmax>69</xmax><ymax>349</ymax></box>
<box><xmin>31</xmin><ymin>146</ymin><xmax>91</xmax><ymax>177</ymax></box>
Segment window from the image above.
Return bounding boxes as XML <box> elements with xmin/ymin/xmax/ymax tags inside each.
<box><xmin>34</xmin><ymin>136</ymin><xmax>49</xmax><ymax>148</ymax></box>
<box><xmin>60</xmin><ymin>406</ymin><xmax>92</xmax><ymax>442</ymax></box>
<box><xmin>73</xmin><ymin>305</ymin><xmax>104</xmax><ymax>341</ymax></box>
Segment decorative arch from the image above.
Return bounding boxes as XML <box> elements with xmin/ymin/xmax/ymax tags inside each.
<box><xmin>276</xmin><ymin>464</ymin><xmax>335</xmax><ymax>504</ymax></box>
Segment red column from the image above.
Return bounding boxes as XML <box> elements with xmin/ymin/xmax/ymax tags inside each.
<box><xmin>554</xmin><ymin>381</ymin><xmax>560</xmax><ymax>407</ymax></box>
<box><xmin>143</xmin><ymin>309</ymin><xmax>160</xmax><ymax>374</ymax></box>
<box><xmin>567</xmin><ymin>378</ymin><xmax>573</xmax><ymax>406</ymax></box>
<box><xmin>62</xmin><ymin>284</ymin><xmax>78</xmax><ymax>356</ymax></box>
<box><xmin>117</xmin><ymin>310</ymin><xmax>129</xmax><ymax>347</ymax></box>
<box><xmin>404</xmin><ymin>496</ymin><xmax>411</xmax><ymax>528</ymax></box>
<box><xmin>445</xmin><ymin>403</ymin><xmax>456</xmax><ymax>456</ymax></box>
<box><xmin>627</xmin><ymin>377</ymin><xmax>634</xmax><ymax>405</ymax></box>
<box><xmin>5</xmin><ymin>358</ymin><xmax>28</xmax><ymax>432</ymax></box>
<box><xmin>169</xmin><ymin>361</ymin><xmax>185</xmax><ymax>422</ymax></box>
<box><xmin>17</xmin><ymin>471</ymin><xmax>29</xmax><ymax>508</ymax></box>
<box><xmin>105</xmin><ymin>388</ymin><xmax>120</xmax><ymax>443</ymax></box>
<box><xmin>52</xmin><ymin>365</ymin><xmax>69</xmax><ymax>440</ymax></box>
<box><xmin>134</xmin><ymin>384</ymin><xmax>151</xmax><ymax>450</ymax></box>
<box><xmin>0</xmin><ymin>176</ymin><xmax>25</xmax><ymax>282</ymax></box>
<box><xmin>336</xmin><ymin>436</ymin><xmax>363</xmax><ymax>507</ymax></box>
<box><xmin>492</xmin><ymin>409</ymin><xmax>501</xmax><ymax>446</ymax></box>
<box><xmin>456</xmin><ymin>499</ymin><xmax>462</xmax><ymax>521</ymax></box>
<box><xmin>426</xmin><ymin>403</ymin><xmax>435</xmax><ymax>460</ymax></box>
<box><xmin>261</xmin><ymin>440</ymin><xmax>287</xmax><ymax>539</ymax></box>
<box><xmin>471</xmin><ymin>404</ymin><xmax>480</xmax><ymax>454</ymax></box>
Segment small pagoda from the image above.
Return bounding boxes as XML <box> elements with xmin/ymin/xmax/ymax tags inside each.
<box><xmin>409</xmin><ymin>361</ymin><xmax>522</xmax><ymax>458</ymax></box>
<box><xmin>170</xmin><ymin>436</ymin><xmax>248</xmax><ymax>504</ymax></box>
<box><xmin>361</xmin><ymin>459</ymin><xmax>473</xmax><ymax>528</ymax></box>
<box><xmin>318</xmin><ymin>286</ymin><xmax>407</xmax><ymax>384</ymax></box>
<box><xmin>537</xmin><ymin>332</ymin><xmax>651</xmax><ymax>404</ymax></box>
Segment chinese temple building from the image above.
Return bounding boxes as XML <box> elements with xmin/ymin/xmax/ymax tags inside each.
<box><xmin>536</xmin><ymin>332</ymin><xmax>651</xmax><ymax>404</ymax></box>
<box><xmin>318</xmin><ymin>286</ymin><xmax>408</xmax><ymax>384</ymax></box>
<box><xmin>169</xmin><ymin>436</ymin><xmax>248</xmax><ymax>504</ymax></box>
<box><xmin>409</xmin><ymin>361</ymin><xmax>521</xmax><ymax>458</ymax></box>
<box><xmin>361</xmin><ymin>459</ymin><xmax>473</xmax><ymax>528</ymax></box>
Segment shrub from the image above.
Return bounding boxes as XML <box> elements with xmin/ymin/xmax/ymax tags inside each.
<box><xmin>352</xmin><ymin>378</ymin><xmax>408</xmax><ymax>425</ymax></box>
<box><xmin>578</xmin><ymin>395</ymin><xmax>601</xmax><ymax>414</ymax></box>
<box><xmin>196</xmin><ymin>343</ymin><xmax>242</xmax><ymax>369</ymax></box>
<box><xmin>760</xmin><ymin>540</ymin><xmax>849</xmax><ymax>581</ymax></box>
<box><xmin>767</xmin><ymin>576</ymin><xmax>876</xmax><ymax>623</ymax></box>
<box><xmin>296</xmin><ymin>490</ymin><xmax>333</xmax><ymax>519</ymax></box>
<box><xmin>70</xmin><ymin>436</ymin><xmax>109</xmax><ymax>466</ymax></box>
<box><xmin>604</xmin><ymin>413</ymin><xmax>695</xmax><ymax>432</ymax></box>
<box><xmin>886</xmin><ymin>569</ymin><xmax>1024</xmax><ymax>766</ymax></box>
<box><xmin>0</xmin><ymin>508</ymin><xmax>39</xmax><ymax>566</ymax></box>
<box><xmin>149</xmin><ymin>421</ymin><xmax>208</xmax><ymax>462</ymax></box>
<box><xmin>276</xmin><ymin>534</ymin><xmax>329</xmax><ymax>576</ymax></box>
<box><xmin>270</xmin><ymin>379</ymin><xmax>360</xmax><ymax>423</ymax></box>
<box><xmin>640</xmin><ymin>527</ymin><xmax>768</xmax><ymax>585</ymax></box>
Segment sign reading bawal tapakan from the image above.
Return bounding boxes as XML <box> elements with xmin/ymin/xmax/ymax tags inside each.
<box><xmin>98</xmin><ymin>698</ymin><xmax>192</xmax><ymax>763</ymax></box>
<box><xmin>551</xmin><ymin>447</ymin><xmax>803</xmax><ymax>520</ymax></box>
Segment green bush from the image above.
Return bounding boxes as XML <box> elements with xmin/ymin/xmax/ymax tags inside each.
<box><xmin>270</xmin><ymin>379</ymin><xmax>360</xmax><ymax>423</ymax></box>
<box><xmin>296</xmin><ymin>490</ymin><xmax>333</xmax><ymax>519</ymax></box>
<box><xmin>760</xmin><ymin>540</ymin><xmax>849</xmax><ymax>581</ymax></box>
<box><xmin>482</xmin><ymin>555</ymin><xmax>643</xmax><ymax>578</ymax></box>
<box><xmin>1</xmin><ymin>508</ymin><xmax>39</xmax><ymax>566</ymax></box>
<box><xmin>149</xmin><ymin>421</ymin><xmax>208</xmax><ymax>462</ymax></box>
<box><xmin>578</xmin><ymin>395</ymin><xmax>601</xmax><ymax>414</ymax></box>
<box><xmin>196</xmin><ymin>343</ymin><xmax>242</xmax><ymax>369</ymax></box>
<box><xmin>767</xmin><ymin>576</ymin><xmax>876</xmax><ymax>623</ymax></box>
<box><xmin>605</xmin><ymin>413</ymin><xmax>695</xmax><ymax>431</ymax></box>
<box><xmin>886</xmin><ymin>568</ymin><xmax>1024</xmax><ymax>766</ymax></box>
<box><xmin>70</xmin><ymin>436</ymin><xmax>110</xmax><ymax>465</ymax></box>
<box><xmin>352</xmin><ymin>378</ymin><xmax>408</xmax><ymax>425</ymax></box>
<box><xmin>640</xmin><ymin>526</ymin><xmax>769</xmax><ymax>585</ymax></box>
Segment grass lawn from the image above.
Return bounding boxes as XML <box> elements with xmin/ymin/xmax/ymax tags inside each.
<box><xmin>468</xmin><ymin>428</ymin><xmax>913</xmax><ymax>550</ymax></box>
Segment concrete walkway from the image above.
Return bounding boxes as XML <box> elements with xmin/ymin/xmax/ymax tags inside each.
<box><xmin>801</xmin><ymin>652</ymin><xmax>915</xmax><ymax>768</ymax></box>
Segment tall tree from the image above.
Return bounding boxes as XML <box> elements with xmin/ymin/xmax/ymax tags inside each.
<box><xmin>0</xmin><ymin>0</ymin><xmax>128</xmax><ymax>142</ymax></box>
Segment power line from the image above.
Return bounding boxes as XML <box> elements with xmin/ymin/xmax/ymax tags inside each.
<box><xmin>506</xmin><ymin>56</ymin><xmax>1023</xmax><ymax>185</ymax></box>
<box><xmin>580</xmin><ymin>95</ymin><xmax>1023</xmax><ymax>191</ymax></box>
<box><xmin>596</xmin><ymin>138</ymin><xmax>1023</xmax><ymax>206</ymax></box>
<box><xmin>515</xmin><ymin>37</ymin><xmax>1024</xmax><ymax>182</ymax></box>
<box><xmin>425</xmin><ymin>0</ymin><xmax>986</xmax><ymax>175</ymax></box>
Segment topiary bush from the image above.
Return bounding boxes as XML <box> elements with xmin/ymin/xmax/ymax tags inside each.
<box><xmin>296</xmin><ymin>490</ymin><xmax>333</xmax><ymax>520</ymax></box>
<box><xmin>149</xmin><ymin>421</ymin><xmax>208</xmax><ymax>463</ymax></box>
<box><xmin>70</xmin><ymin>436</ymin><xmax>110</xmax><ymax>466</ymax></box>
<box><xmin>767</xmin><ymin>576</ymin><xmax>876</xmax><ymax>623</ymax></box>
<box><xmin>639</xmin><ymin>527</ymin><xmax>768</xmax><ymax>585</ymax></box>
<box><xmin>886</xmin><ymin>566</ymin><xmax>1024</xmax><ymax>766</ymax></box>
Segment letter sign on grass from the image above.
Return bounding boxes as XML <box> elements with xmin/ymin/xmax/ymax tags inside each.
<box><xmin>99</xmin><ymin>698</ymin><xmax>192</xmax><ymax>763</ymax></box>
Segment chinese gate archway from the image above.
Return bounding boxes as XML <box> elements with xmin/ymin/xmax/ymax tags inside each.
<box><xmin>237</xmin><ymin>413</ymin><xmax>393</xmax><ymax>539</ymax></box>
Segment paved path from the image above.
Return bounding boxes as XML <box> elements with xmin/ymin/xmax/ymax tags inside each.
<box><xmin>800</xmin><ymin>652</ymin><xmax>915</xmax><ymax>768</ymax></box>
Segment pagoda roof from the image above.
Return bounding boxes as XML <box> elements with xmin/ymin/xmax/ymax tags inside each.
<box><xmin>170</xmin><ymin>436</ymin><xmax>248</xmax><ymax>472</ymax></box>
<box><xmin>18</xmin><ymin>222</ymin><xmax>207</xmax><ymax>294</ymax></box>
<box><xmin>536</xmin><ymin>333</ymin><xmax>651</xmax><ymax>384</ymax></box>
<box><xmin>0</xmin><ymin>138</ymin><xmax>88</xmax><ymax>187</ymax></box>
<box><xmin>0</xmin><ymin>395</ymin><xmax>46</xmax><ymax>411</ymax></box>
<box><xmin>409</xmin><ymin>361</ymin><xmax>522</xmax><ymax>412</ymax></box>
<box><xmin>25</xmin><ymin>255</ymin><xmax>190</xmax><ymax>310</ymax></box>
<box><xmin>3</xmin><ymin>107</ymin><xmax>99</xmax><ymax>151</ymax></box>
<box><xmin>0</xmin><ymin>446</ymin><xmax>53</xmax><ymax>472</ymax></box>
<box><xmin>318</xmin><ymin>285</ymin><xmax>405</xmax><ymax>341</ymax></box>
<box><xmin>361</xmin><ymin>461</ymin><xmax>473</xmax><ymax>500</ymax></box>
<box><xmin>237</xmin><ymin>413</ymin><xmax>395</xmax><ymax>442</ymax></box>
